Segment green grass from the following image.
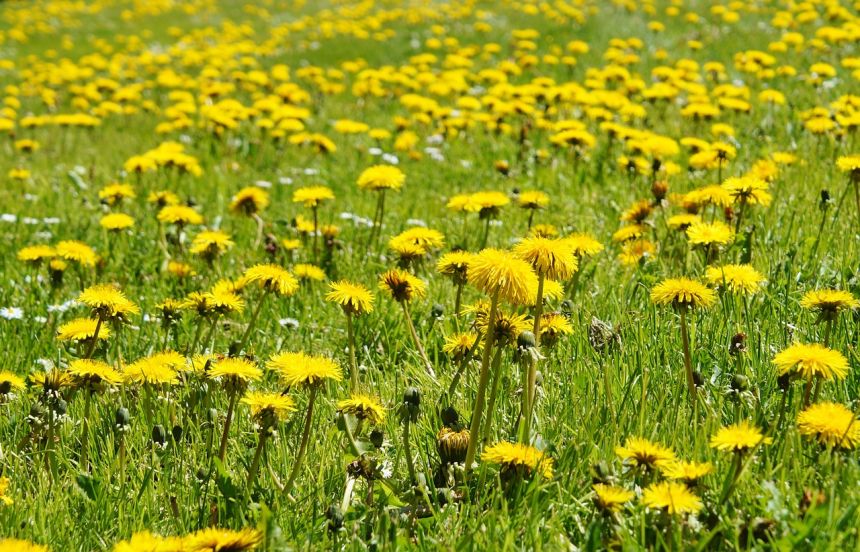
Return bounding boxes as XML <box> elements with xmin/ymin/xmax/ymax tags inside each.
<box><xmin>0</xmin><ymin>0</ymin><xmax>860</xmax><ymax>549</ymax></box>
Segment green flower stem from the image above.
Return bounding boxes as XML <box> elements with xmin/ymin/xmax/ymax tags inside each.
<box><xmin>217</xmin><ymin>389</ymin><xmax>238</xmax><ymax>462</ymax></box>
<box><xmin>481</xmin><ymin>347</ymin><xmax>504</xmax><ymax>445</ymax></box>
<box><xmin>84</xmin><ymin>315</ymin><xmax>103</xmax><ymax>359</ymax></box>
<box><xmin>403</xmin><ymin>417</ymin><xmax>417</xmax><ymax>484</ymax></box>
<box><xmin>346</xmin><ymin>312</ymin><xmax>359</xmax><ymax>391</ymax></box>
<box><xmin>401</xmin><ymin>301</ymin><xmax>434</xmax><ymax>378</ymax></box>
<box><xmin>283</xmin><ymin>385</ymin><xmax>318</xmax><ymax>496</ymax></box>
<box><xmin>79</xmin><ymin>391</ymin><xmax>93</xmax><ymax>471</ymax></box>
<box><xmin>679</xmin><ymin>309</ymin><xmax>697</xmax><ymax>402</ymax></box>
<box><xmin>464</xmin><ymin>289</ymin><xmax>500</xmax><ymax>472</ymax></box>
<box><xmin>246</xmin><ymin>431</ymin><xmax>267</xmax><ymax>489</ymax></box>
<box><xmin>239</xmin><ymin>289</ymin><xmax>270</xmax><ymax>353</ymax></box>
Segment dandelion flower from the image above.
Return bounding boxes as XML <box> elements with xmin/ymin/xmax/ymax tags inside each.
<box><xmin>650</xmin><ymin>278</ymin><xmax>716</xmax><ymax>309</ymax></box>
<box><xmin>357</xmin><ymin>165</ymin><xmax>405</xmax><ymax>191</ymax></box>
<box><xmin>642</xmin><ymin>481</ymin><xmax>703</xmax><ymax>515</ymax></box>
<box><xmin>705</xmin><ymin>264</ymin><xmax>765</xmax><ymax>295</ymax></box>
<box><xmin>292</xmin><ymin>185</ymin><xmax>334</xmax><ymax>208</ymax></box>
<box><xmin>184</xmin><ymin>527</ymin><xmax>262</xmax><ymax>552</ymax></box>
<box><xmin>68</xmin><ymin>359</ymin><xmax>123</xmax><ymax>388</ymax></box>
<box><xmin>686</xmin><ymin>220</ymin><xmax>733</xmax><ymax>247</ymax></box>
<box><xmin>378</xmin><ymin>269</ymin><xmax>426</xmax><ymax>302</ymax></box>
<box><xmin>337</xmin><ymin>394</ymin><xmax>385</xmax><ymax>425</ymax></box>
<box><xmin>270</xmin><ymin>352</ymin><xmax>342</xmax><ymax>388</ymax></box>
<box><xmin>615</xmin><ymin>436</ymin><xmax>676</xmax><ymax>469</ymax></box>
<box><xmin>240</xmin><ymin>264</ymin><xmax>299</xmax><ymax>296</ymax></box>
<box><xmin>57</xmin><ymin>318</ymin><xmax>111</xmax><ymax>342</ymax></box>
<box><xmin>326</xmin><ymin>281</ymin><xmax>374</xmax><ymax>315</ymax></box>
<box><xmin>797</xmin><ymin>402</ymin><xmax>860</xmax><ymax>450</ymax></box>
<box><xmin>800</xmin><ymin>289</ymin><xmax>860</xmax><ymax>320</ymax></box>
<box><xmin>482</xmin><ymin>441</ymin><xmax>553</xmax><ymax>479</ymax></box>
<box><xmin>772</xmin><ymin>343</ymin><xmax>849</xmax><ymax>381</ymax></box>
<box><xmin>467</xmin><ymin>248</ymin><xmax>538</xmax><ymax>306</ymax></box>
<box><xmin>710</xmin><ymin>421</ymin><xmax>772</xmax><ymax>453</ymax></box>
<box><xmin>593</xmin><ymin>484</ymin><xmax>635</xmax><ymax>513</ymax></box>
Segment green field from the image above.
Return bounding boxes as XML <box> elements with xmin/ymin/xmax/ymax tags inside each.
<box><xmin>1</xmin><ymin>0</ymin><xmax>860</xmax><ymax>549</ymax></box>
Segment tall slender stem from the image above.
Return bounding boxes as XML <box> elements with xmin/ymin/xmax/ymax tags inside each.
<box><xmin>679</xmin><ymin>309</ymin><xmax>697</xmax><ymax>402</ymax></box>
<box><xmin>481</xmin><ymin>348</ymin><xmax>504</xmax><ymax>444</ymax></box>
<box><xmin>532</xmin><ymin>274</ymin><xmax>545</xmax><ymax>344</ymax></box>
<box><xmin>464</xmin><ymin>289</ymin><xmax>500</xmax><ymax>472</ymax></box>
<box><xmin>283</xmin><ymin>386</ymin><xmax>318</xmax><ymax>495</ymax></box>
<box><xmin>346</xmin><ymin>312</ymin><xmax>358</xmax><ymax>391</ymax></box>
<box><xmin>218</xmin><ymin>389</ymin><xmax>238</xmax><ymax>461</ymax></box>
<box><xmin>401</xmin><ymin>301</ymin><xmax>434</xmax><ymax>378</ymax></box>
<box><xmin>239</xmin><ymin>289</ymin><xmax>270</xmax><ymax>352</ymax></box>
<box><xmin>312</xmin><ymin>206</ymin><xmax>320</xmax><ymax>262</ymax></box>
<box><xmin>403</xmin><ymin>418</ymin><xmax>416</xmax><ymax>484</ymax></box>
<box><xmin>247</xmin><ymin>432</ymin><xmax>267</xmax><ymax>488</ymax></box>
<box><xmin>80</xmin><ymin>391</ymin><xmax>93</xmax><ymax>471</ymax></box>
<box><xmin>84</xmin><ymin>316</ymin><xmax>103</xmax><ymax>359</ymax></box>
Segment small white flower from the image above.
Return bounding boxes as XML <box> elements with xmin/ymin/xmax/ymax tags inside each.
<box><xmin>406</xmin><ymin>219</ymin><xmax>427</xmax><ymax>227</ymax></box>
<box><xmin>23</xmin><ymin>217</ymin><xmax>39</xmax><ymax>225</ymax></box>
<box><xmin>339</xmin><ymin>212</ymin><xmax>356</xmax><ymax>220</ymax></box>
<box><xmin>368</xmin><ymin>147</ymin><xmax>383</xmax><ymax>156</ymax></box>
<box><xmin>179</xmin><ymin>134</ymin><xmax>193</xmax><ymax>144</ymax></box>
<box><xmin>381</xmin><ymin>153</ymin><xmax>399</xmax><ymax>165</ymax></box>
<box><xmin>303</xmin><ymin>168</ymin><xmax>319</xmax><ymax>175</ymax></box>
<box><xmin>255</xmin><ymin>180</ymin><xmax>272</xmax><ymax>189</ymax></box>
<box><xmin>1</xmin><ymin>214</ymin><xmax>17</xmax><ymax>223</ymax></box>
<box><xmin>279</xmin><ymin>318</ymin><xmax>300</xmax><ymax>329</ymax></box>
<box><xmin>0</xmin><ymin>307</ymin><xmax>23</xmax><ymax>320</ymax></box>
<box><xmin>279</xmin><ymin>176</ymin><xmax>293</xmax><ymax>185</ymax></box>
<box><xmin>34</xmin><ymin>316</ymin><xmax>47</xmax><ymax>324</ymax></box>
<box><xmin>42</xmin><ymin>217</ymin><xmax>61</xmax><ymax>225</ymax></box>
<box><xmin>460</xmin><ymin>160</ymin><xmax>473</xmax><ymax>169</ymax></box>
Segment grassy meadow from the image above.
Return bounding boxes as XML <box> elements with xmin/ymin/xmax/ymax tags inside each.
<box><xmin>1</xmin><ymin>0</ymin><xmax>860</xmax><ymax>549</ymax></box>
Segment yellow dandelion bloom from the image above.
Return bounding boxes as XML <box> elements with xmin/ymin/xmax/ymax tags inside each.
<box><xmin>772</xmin><ymin>343</ymin><xmax>849</xmax><ymax>381</ymax></box>
<box><xmin>710</xmin><ymin>421</ymin><xmax>772</xmax><ymax>453</ymax></box>
<box><xmin>326</xmin><ymin>281</ymin><xmax>374</xmax><ymax>315</ymax></box>
<box><xmin>467</xmin><ymin>248</ymin><xmax>538</xmax><ymax>305</ymax></box>
<box><xmin>337</xmin><ymin>394</ymin><xmax>386</xmax><ymax>424</ymax></box>
<box><xmin>482</xmin><ymin>441</ymin><xmax>553</xmax><ymax>479</ymax></box>
<box><xmin>642</xmin><ymin>481</ymin><xmax>703</xmax><ymax>515</ymax></box>
<box><xmin>797</xmin><ymin>402</ymin><xmax>860</xmax><ymax>450</ymax></box>
<box><xmin>650</xmin><ymin>278</ymin><xmax>716</xmax><ymax>309</ymax></box>
<box><xmin>57</xmin><ymin>318</ymin><xmax>111</xmax><ymax>342</ymax></box>
<box><xmin>513</xmin><ymin>236</ymin><xmax>578</xmax><ymax>280</ymax></box>
<box><xmin>705</xmin><ymin>264</ymin><xmax>765</xmax><ymax>295</ymax></box>
<box><xmin>357</xmin><ymin>165</ymin><xmax>405</xmax><ymax>191</ymax></box>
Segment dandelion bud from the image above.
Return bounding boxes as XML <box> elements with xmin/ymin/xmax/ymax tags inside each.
<box><xmin>440</xmin><ymin>406</ymin><xmax>459</xmax><ymax>427</ymax></box>
<box><xmin>404</xmin><ymin>387</ymin><xmax>420</xmax><ymax>408</ymax></box>
<box><xmin>494</xmin><ymin>160</ymin><xmax>510</xmax><ymax>176</ymax></box>
<box><xmin>369</xmin><ymin>428</ymin><xmax>384</xmax><ymax>449</ymax></box>
<box><xmin>777</xmin><ymin>373</ymin><xmax>791</xmax><ymax>391</ymax></box>
<box><xmin>692</xmin><ymin>371</ymin><xmax>704</xmax><ymax>388</ymax></box>
<box><xmin>730</xmin><ymin>332</ymin><xmax>747</xmax><ymax>356</ymax></box>
<box><xmin>172</xmin><ymin>425</ymin><xmax>183</xmax><ymax>444</ymax></box>
<box><xmin>207</xmin><ymin>408</ymin><xmax>218</xmax><ymax>425</ymax></box>
<box><xmin>151</xmin><ymin>425</ymin><xmax>167</xmax><ymax>446</ymax></box>
<box><xmin>431</xmin><ymin>303</ymin><xmax>445</xmax><ymax>320</ymax></box>
<box><xmin>437</xmin><ymin>427</ymin><xmax>470</xmax><ymax>465</ymax></box>
<box><xmin>517</xmin><ymin>331</ymin><xmax>536</xmax><ymax>350</ymax></box>
<box><xmin>731</xmin><ymin>374</ymin><xmax>750</xmax><ymax>393</ymax></box>
<box><xmin>327</xmin><ymin>504</ymin><xmax>344</xmax><ymax>533</ymax></box>
<box><xmin>334</xmin><ymin>411</ymin><xmax>347</xmax><ymax>432</ymax></box>
<box><xmin>560</xmin><ymin>300</ymin><xmax>573</xmax><ymax>317</ymax></box>
<box><xmin>651</xmin><ymin>180</ymin><xmax>668</xmax><ymax>202</ymax></box>
<box><xmin>819</xmin><ymin>190</ymin><xmax>831</xmax><ymax>211</ymax></box>
<box><xmin>115</xmin><ymin>407</ymin><xmax>130</xmax><ymax>429</ymax></box>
